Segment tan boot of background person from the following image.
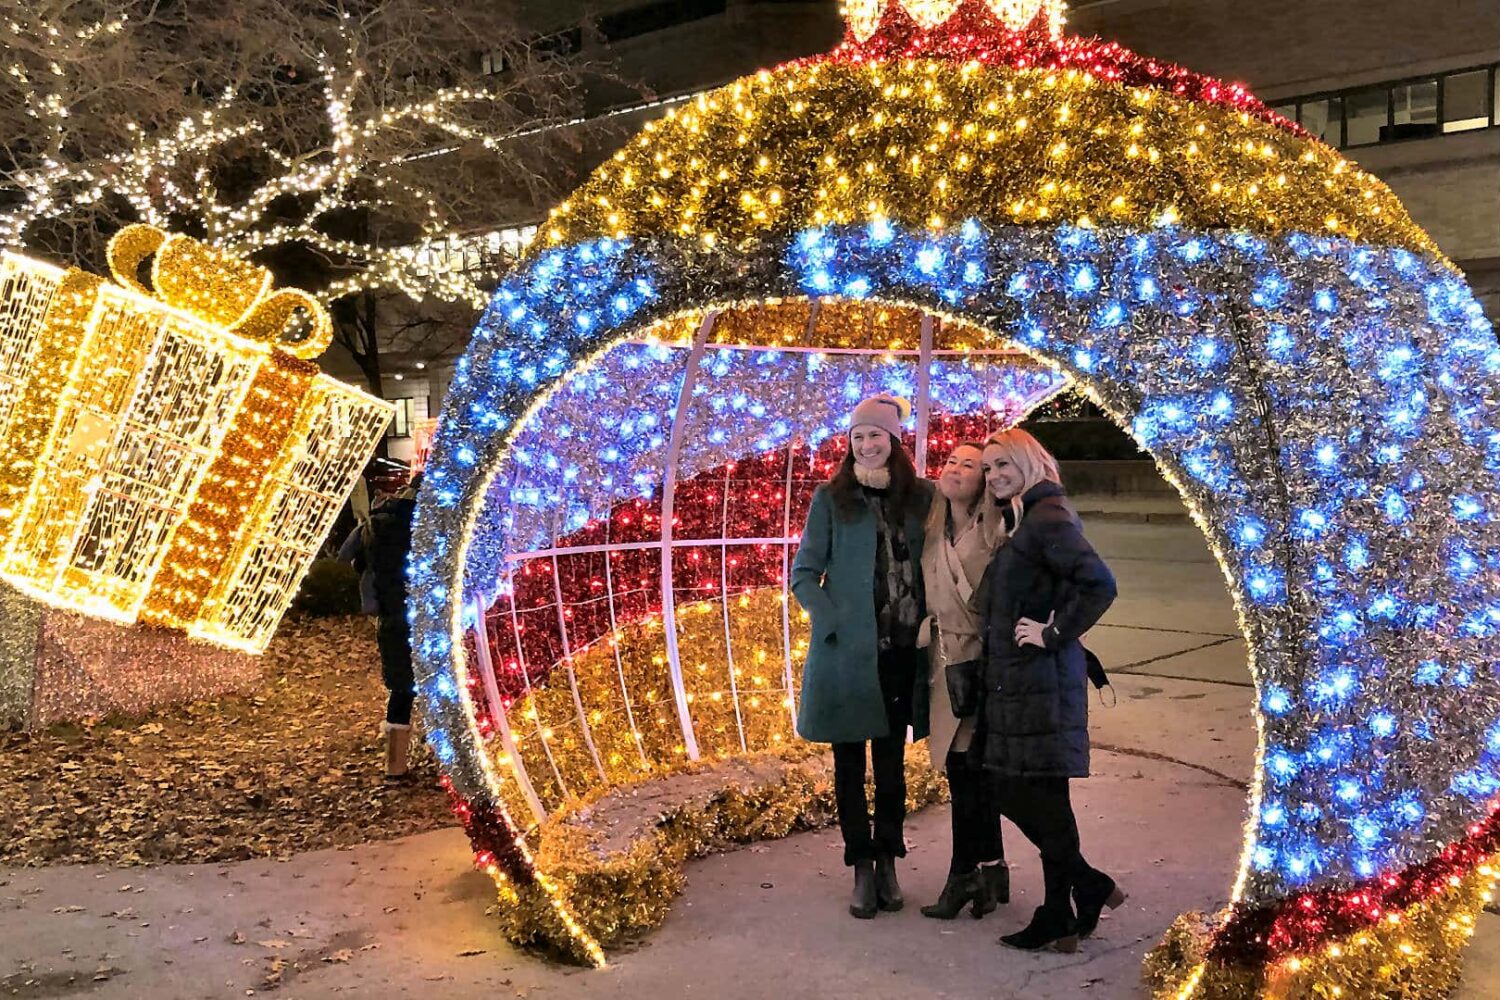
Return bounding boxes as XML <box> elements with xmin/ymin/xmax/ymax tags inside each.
<box><xmin>382</xmin><ymin>721</ymin><xmax>413</xmax><ymax>782</ymax></box>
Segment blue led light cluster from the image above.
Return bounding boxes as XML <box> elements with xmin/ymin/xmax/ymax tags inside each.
<box><xmin>413</xmin><ymin>217</ymin><xmax>1500</xmax><ymax>906</ymax></box>
<box><xmin>459</xmin><ymin>340</ymin><xmax>1066</xmax><ymax>590</ymax></box>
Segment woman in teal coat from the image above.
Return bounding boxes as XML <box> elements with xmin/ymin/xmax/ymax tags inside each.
<box><xmin>791</xmin><ymin>393</ymin><xmax>934</xmax><ymax>919</ymax></box>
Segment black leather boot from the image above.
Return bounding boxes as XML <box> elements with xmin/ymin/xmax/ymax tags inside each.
<box><xmin>979</xmin><ymin>862</ymin><xmax>1010</xmax><ymax>912</ymax></box>
<box><xmin>920</xmin><ymin>870</ymin><xmax>986</xmax><ymax>919</ymax></box>
<box><xmin>1000</xmin><ymin>906</ymin><xmax>1079</xmax><ymax>953</ymax></box>
<box><xmin>1074</xmin><ymin>874</ymin><xmax>1126</xmax><ymax>938</ymax></box>
<box><xmin>850</xmin><ymin>860</ymin><xmax>878</xmax><ymax>919</ymax></box>
<box><xmin>874</xmin><ymin>854</ymin><xmax>904</xmax><ymax>911</ymax></box>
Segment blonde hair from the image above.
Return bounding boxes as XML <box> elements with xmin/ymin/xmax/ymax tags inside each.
<box><xmin>982</xmin><ymin>428</ymin><xmax>1062</xmax><ymax>533</ymax></box>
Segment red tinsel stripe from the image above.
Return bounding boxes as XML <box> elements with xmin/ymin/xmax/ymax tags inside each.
<box><xmin>1207</xmin><ymin>801</ymin><xmax>1500</xmax><ymax>966</ymax></box>
<box><xmin>790</xmin><ymin>4</ymin><xmax>1307</xmax><ymax>141</ymax></box>
<box><xmin>443</xmin><ymin>778</ymin><xmax>538</xmax><ymax>888</ymax></box>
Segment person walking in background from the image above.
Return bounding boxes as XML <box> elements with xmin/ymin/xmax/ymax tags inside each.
<box><xmin>338</xmin><ymin>474</ymin><xmax>381</xmax><ymax>617</ymax></box>
<box><xmin>918</xmin><ymin>442</ymin><xmax>1010</xmax><ymax>920</ymax></box>
<box><xmin>791</xmin><ymin>394</ymin><xmax>934</xmax><ymax>918</ymax></box>
<box><xmin>342</xmin><ymin>473</ymin><xmax>423</xmax><ymax>781</ymax></box>
<box><xmin>976</xmin><ymin>429</ymin><xmax>1124</xmax><ymax>952</ymax></box>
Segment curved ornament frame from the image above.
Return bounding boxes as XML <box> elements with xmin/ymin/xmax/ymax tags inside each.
<box><xmin>412</xmin><ymin>15</ymin><xmax>1500</xmax><ymax>993</ymax></box>
<box><xmin>415</xmin><ymin>219</ymin><xmax>1500</xmax><ymax>973</ymax></box>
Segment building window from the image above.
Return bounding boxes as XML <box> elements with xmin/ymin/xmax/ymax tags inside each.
<box><xmin>1444</xmin><ymin>69</ymin><xmax>1491</xmax><ymax>133</ymax></box>
<box><xmin>386</xmin><ymin>397</ymin><xmax>430</xmax><ymax>440</ymax></box>
<box><xmin>1390</xmin><ymin>80</ymin><xmax>1438</xmax><ymax>140</ymax></box>
<box><xmin>1298</xmin><ymin>97</ymin><xmax>1342</xmax><ymax>146</ymax></box>
<box><xmin>387</xmin><ymin>398</ymin><xmax>414</xmax><ymax>439</ymax></box>
<box><xmin>1344</xmin><ymin>87</ymin><xmax>1389</xmax><ymax>147</ymax></box>
<box><xmin>1276</xmin><ymin>64</ymin><xmax>1498</xmax><ymax>150</ymax></box>
<box><xmin>410</xmin><ymin>225</ymin><xmax>539</xmax><ymax>278</ymax></box>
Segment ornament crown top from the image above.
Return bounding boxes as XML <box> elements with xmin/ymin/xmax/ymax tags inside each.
<box><xmin>842</xmin><ymin>0</ymin><xmax>1068</xmax><ymax>43</ymax></box>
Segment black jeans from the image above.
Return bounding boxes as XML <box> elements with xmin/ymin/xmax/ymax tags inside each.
<box><xmin>947</xmin><ymin>750</ymin><xmax>1004</xmax><ymax>874</ymax></box>
<box><xmin>377</xmin><ymin>614</ymin><xmax>415</xmax><ymax>726</ymax></box>
<box><xmin>994</xmin><ymin>776</ymin><xmax>1109</xmax><ymax>917</ymax></box>
<box><xmin>831</xmin><ymin>647</ymin><xmax>918</xmax><ymax>866</ymax></box>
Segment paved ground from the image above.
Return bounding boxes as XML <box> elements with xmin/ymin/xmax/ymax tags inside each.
<box><xmin>3</xmin><ymin>518</ymin><xmax>1497</xmax><ymax>999</ymax></box>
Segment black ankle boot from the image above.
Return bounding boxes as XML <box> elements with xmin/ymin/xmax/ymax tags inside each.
<box><xmin>920</xmin><ymin>870</ymin><xmax>985</xmax><ymax>920</ymax></box>
<box><xmin>1000</xmin><ymin>906</ymin><xmax>1079</xmax><ymax>953</ymax></box>
<box><xmin>850</xmin><ymin>860</ymin><xmax>878</xmax><ymax>919</ymax></box>
<box><xmin>979</xmin><ymin>862</ymin><xmax>1010</xmax><ymax>912</ymax></box>
<box><xmin>874</xmin><ymin>854</ymin><xmax>904</xmax><ymax>911</ymax></box>
<box><xmin>1074</xmin><ymin>875</ymin><xmax>1126</xmax><ymax>938</ymax></box>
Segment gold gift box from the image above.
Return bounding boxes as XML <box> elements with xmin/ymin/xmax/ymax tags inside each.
<box><xmin>0</xmin><ymin>226</ymin><xmax>392</xmax><ymax>653</ymax></box>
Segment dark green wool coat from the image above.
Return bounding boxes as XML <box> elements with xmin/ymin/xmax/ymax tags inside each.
<box><xmin>790</xmin><ymin>480</ymin><xmax>935</xmax><ymax>744</ymax></box>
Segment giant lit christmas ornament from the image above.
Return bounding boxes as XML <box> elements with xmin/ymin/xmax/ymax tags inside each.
<box><xmin>0</xmin><ymin>225</ymin><xmax>391</xmax><ymax>728</ymax></box>
<box><xmin>412</xmin><ymin>1</ymin><xmax>1500</xmax><ymax>991</ymax></box>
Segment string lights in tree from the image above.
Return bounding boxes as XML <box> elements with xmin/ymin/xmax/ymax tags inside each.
<box><xmin>0</xmin><ymin>224</ymin><xmax>391</xmax><ymax>726</ymax></box>
<box><xmin>399</xmin><ymin>0</ymin><xmax>1499</xmax><ymax>989</ymax></box>
<box><xmin>1</xmin><ymin>4</ymin><xmax>584</xmax><ymax>309</ymax></box>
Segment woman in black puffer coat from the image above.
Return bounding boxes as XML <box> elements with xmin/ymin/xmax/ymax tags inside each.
<box><xmin>976</xmin><ymin>428</ymin><xmax>1125</xmax><ymax>953</ymax></box>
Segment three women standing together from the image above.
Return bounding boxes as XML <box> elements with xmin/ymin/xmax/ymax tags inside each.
<box><xmin>792</xmin><ymin>394</ymin><xmax>1126</xmax><ymax>952</ymax></box>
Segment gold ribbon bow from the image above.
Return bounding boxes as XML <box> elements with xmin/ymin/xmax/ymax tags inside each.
<box><xmin>106</xmin><ymin>224</ymin><xmax>334</xmax><ymax>360</ymax></box>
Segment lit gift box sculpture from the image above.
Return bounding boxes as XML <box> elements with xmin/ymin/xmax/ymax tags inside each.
<box><xmin>0</xmin><ymin>224</ymin><xmax>392</xmax><ymax>729</ymax></box>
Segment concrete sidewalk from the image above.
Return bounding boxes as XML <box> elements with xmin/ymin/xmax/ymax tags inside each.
<box><xmin>1071</xmin><ymin>493</ymin><xmax>1193</xmax><ymax>525</ymax></box>
<box><xmin>2</xmin><ymin>519</ymin><xmax>1496</xmax><ymax>998</ymax></box>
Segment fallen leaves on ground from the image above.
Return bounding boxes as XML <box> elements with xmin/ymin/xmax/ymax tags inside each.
<box><xmin>0</xmin><ymin>617</ymin><xmax>456</xmax><ymax>867</ymax></box>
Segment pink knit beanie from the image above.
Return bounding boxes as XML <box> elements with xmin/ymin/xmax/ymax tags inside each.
<box><xmin>848</xmin><ymin>394</ymin><xmax>911</xmax><ymax>440</ymax></box>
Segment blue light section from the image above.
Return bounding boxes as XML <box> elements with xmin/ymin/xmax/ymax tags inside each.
<box><xmin>467</xmin><ymin>345</ymin><xmax>1068</xmax><ymax>579</ymax></box>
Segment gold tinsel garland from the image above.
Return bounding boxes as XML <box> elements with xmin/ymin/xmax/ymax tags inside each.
<box><xmin>1143</xmin><ymin>855</ymin><xmax>1500</xmax><ymax>999</ymax></box>
<box><xmin>493</xmin><ymin>744</ymin><xmax>948</xmax><ymax>955</ymax></box>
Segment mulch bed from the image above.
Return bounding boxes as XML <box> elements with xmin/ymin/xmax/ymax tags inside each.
<box><xmin>0</xmin><ymin>616</ymin><xmax>457</xmax><ymax>867</ymax></box>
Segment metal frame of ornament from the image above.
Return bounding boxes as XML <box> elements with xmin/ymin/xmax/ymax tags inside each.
<box><xmin>459</xmin><ymin>309</ymin><xmax>1067</xmax><ymax>818</ymax></box>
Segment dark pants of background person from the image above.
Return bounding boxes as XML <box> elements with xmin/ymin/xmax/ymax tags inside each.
<box><xmin>831</xmin><ymin>647</ymin><xmax>919</xmax><ymax>866</ymax></box>
<box><xmin>377</xmin><ymin>614</ymin><xmax>415</xmax><ymax>726</ymax></box>
<box><xmin>947</xmin><ymin>749</ymin><xmax>1004</xmax><ymax>874</ymax></box>
<box><xmin>994</xmin><ymin>776</ymin><xmax>1109</xmax><ymax>916</ymax></box>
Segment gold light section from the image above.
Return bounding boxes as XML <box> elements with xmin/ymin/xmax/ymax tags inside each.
<box><xmin>141</xmin><ymin>350</ymin><xmax>318</xmax><ymax>630</ymax></box>
<box><xmin>543</xmin><ymin>61</ymin><xmax>1440</xmax><ymax>261</ymax></box>
<box><xmin>501</xmin><ymin>587</ymin><xmax>805</xmax><ymax>814</ymax></box>
<box><xmin>1147</xmin><ymin>858</ymin><xmax>1500</xmax><ymax>999</ymax></box>
<box><xmin>0</xmin><ymin>263</ymin><xmax>102</xmax><ymax>530</ymax></box>
<box><xmin>0</xmin><ymin>226</ymin><xmax>391</xmax><ymax>653</ymax></box>
<box><xmin>0</xmin><ymin>281</ymin><xmax>263</xmax><ymax>622</ymax></box>
<box><xmin>627</xmin><ymin>300</ymin><xmax>1025</xmax><ymax>353</ymax></box>
<box><xmin>190</xmin><ymin>378</ymin><xmax>394</xmax><ymax>653</ymax></box>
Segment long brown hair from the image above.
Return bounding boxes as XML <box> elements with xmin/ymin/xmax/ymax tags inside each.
<box><xmin>827</xmin><ymin>432</ymin><xmax>922</xmax><ymax>521</ymax></box>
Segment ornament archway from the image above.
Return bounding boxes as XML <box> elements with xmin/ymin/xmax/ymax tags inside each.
<box><xmin>410</xmin><ymin>4</ymin><xmax>1500</xmax><ymax>996</ymax></box>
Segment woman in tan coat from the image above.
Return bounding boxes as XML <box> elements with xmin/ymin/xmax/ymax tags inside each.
<box><xmin>918</xmin><ymin>442</ymin><xmax>1009</xmax><ymax>919</ymax></box>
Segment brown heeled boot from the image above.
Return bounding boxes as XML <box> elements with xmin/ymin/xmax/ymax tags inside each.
<box><xmin>382</xmin><ymin>721</ymin><xmax>413</xmax><ymax>782</ymax></box>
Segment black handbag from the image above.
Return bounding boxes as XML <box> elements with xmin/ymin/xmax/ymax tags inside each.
<box><xmin>944</xmin><ymin>658</ymin><xmax>982</xmax><ymax>718</ymax></box>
